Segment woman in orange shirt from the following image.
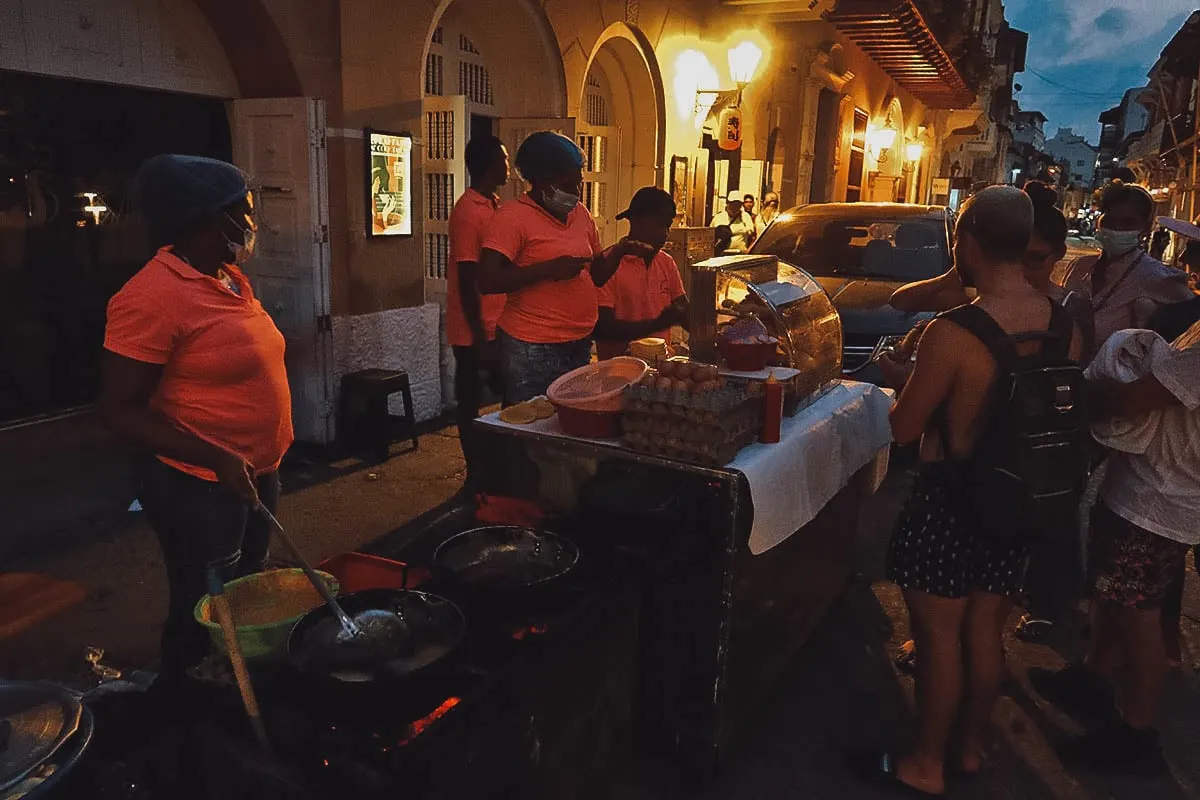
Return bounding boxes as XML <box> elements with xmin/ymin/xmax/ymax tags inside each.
<box><xmin>478</xmin><ymin>131</ymin><xmax>644</xmax><ymax>403</ymax></box>
<box><xmin>100</xmin><ymin>155</ymin><xmax>293</xmax><ymax>681</ymax></box>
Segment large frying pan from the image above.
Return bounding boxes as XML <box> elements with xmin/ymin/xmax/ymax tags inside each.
<box><xmin>431</xmin><ymin>526</ymin><xmax>579</xmax><ymax>594</ymax></box>
<box><xmin>285</xmin><ymin>589</ymin><xmax>465</xmax><ymax>690</ymax></box>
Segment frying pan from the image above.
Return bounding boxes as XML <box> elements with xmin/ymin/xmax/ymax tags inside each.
<box><xmin>285</xmin><ymin>589</ymin><xmax>465</xmax><ymax>689</ymax></box>
<box><xmin>431</xmin><ymin>526</ymin><xmax>580</xmax><ymax>594</ymax></box>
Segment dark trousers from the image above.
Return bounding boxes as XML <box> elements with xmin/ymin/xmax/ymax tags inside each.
<box><xmin>1023</xmin><ymin>525</ymin><xmax>1083</xmax><ymax>622</ymax></box>
<box><xmin>453</xmin><ymin>342</ymin><xmax>503</xmax><ymax>484</ymax></box>
<box><xmin>138</xmin><ymin>457</ymin><xmax>280</xmax><ymax>680</ymax></box>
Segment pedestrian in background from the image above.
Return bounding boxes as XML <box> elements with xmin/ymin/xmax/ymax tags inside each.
<box><xmin>99</xmin><ymin>155</ymin><xmax>292</xmax><ymax>682</ymax></box>
<box><xmin>863</xmin><ymin>187</ymin><xmax>1082</xmax><ymax>797</ymax></box>
<box><xmin>1060</xmin><ymin>183</ymin><xmax>1192</xmax><ymax>357</ymax></box>
<box><xmin>756</xmin><ymin>191</ymin><xmax>781</xmax><ymax>237</ymax></box>
<box><xmin>477</xmin><ymin>131</ymin><xmax>644</xmax><ymax>404</ymax></box>
<box><xmin>710</xmin><ymin>190</ymin><xmax>755</xmax><ymax>253</ymax></box>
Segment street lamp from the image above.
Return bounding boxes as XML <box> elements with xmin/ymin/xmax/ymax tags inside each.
<box><xmin>727</xmin><ymin>41</ymin><xmax>763</xmax><ymax>88</ymax></box>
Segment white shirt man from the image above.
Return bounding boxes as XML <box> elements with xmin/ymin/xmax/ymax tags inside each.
<box><xmin>710</xmin><ymin>190</ymin><xmax>755</xmax><ymax>253</ymax></box>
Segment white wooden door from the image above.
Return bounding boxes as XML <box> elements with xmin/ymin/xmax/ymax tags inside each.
<box><xmin>497</xmin><ymin>117</ymin><xmax>577</xmax><ymax>203</ymax></box>
<box><xmin>577</xmin><ymin>126</ymin><xmax>620</xmax><ymax>247</ymax></box>
<box><xmin>231</xmin><ymin>98</ymin><xmax>334</xmax><ymax>445</ymax></box>
<box><xmin>422</xmin><ymin>95</ymin><xmax>467</xmax><ymax>305</ymax></box>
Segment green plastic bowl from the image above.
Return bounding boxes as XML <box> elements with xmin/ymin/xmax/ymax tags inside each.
<box><xmin>194</xmin><ymin>568</ymin><xmax>338</xmax><ymax>662</ymax></box>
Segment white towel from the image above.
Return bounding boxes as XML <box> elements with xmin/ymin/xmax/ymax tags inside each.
<box><xmin>1084</xmin><ymin>329</ymin><xmax>1172</xmax><ymax>454</ymax></box>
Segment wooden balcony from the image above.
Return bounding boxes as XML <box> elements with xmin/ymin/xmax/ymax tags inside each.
<box><xmin>824</xmin><ymin>0</ymin><xmax>975</xmax><ymax>109</ymax></box>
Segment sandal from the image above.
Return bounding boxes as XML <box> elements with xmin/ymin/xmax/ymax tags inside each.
<box><xmin>848</xmin><ymin>750</ymin><xmax>946</xmax><ymax>799</ymax></box>
<box><xmin>894</xmin><ymin>640</ymin><xmax>917</xmax><ymax>675</ymax></box>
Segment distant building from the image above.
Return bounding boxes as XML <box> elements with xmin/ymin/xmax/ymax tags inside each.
<box><xmin>1044</xmin><ymin>128</ymin><xmax>1098</xmax><ymax>188</ymax></box>
<box><xmin>1012</xmin><ymin>109</ymin><xmax>1047</xmax><ymax>151</ymax></box>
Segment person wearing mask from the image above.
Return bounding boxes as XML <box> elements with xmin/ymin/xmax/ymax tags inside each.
<box><xmin>887</xmin><ymin>181</ymin><xmax>1089</xmax><ymax>646</ymax></box>
<box><xmin>477</xmin><ymin>131</ymin><xmax>639</xmax><ymax>404</ymax></box>
<box><xmin>100</xmin><ymin>155</ymin><xmax>292</xmax><ymax>681</ymax></box>
<box><xmin>447</xmin><ymin>135</ymin><xmax>508</xmax><ymax>428</ymax></box>
<box><xmin>1031</xmin><ymin>319</ymin><xmax>1200</xmax><ymax>776</ymax></box>
<box><xmin>860</xmin><ymin>187</ymin><xmax>1082</xmax><ymax>797</ymax></box>
<box><xmin>710</xmin><ymin>190</ymin><xmax>755</xmax><ymax>253</ymax></box>
<box><xmin>593</xmin><ymin>187</ymin><xmax>689</xmax><ymax>360</ymax></box>
<box><xmin>756</xmin><ymin>191</ymin><xmax>781</xmax><ymax>237</ymax></box>
<box><xmin>1060</xmin><ymin>183</ymin><xmax>1192</xmax><ymax>354</ymax></box>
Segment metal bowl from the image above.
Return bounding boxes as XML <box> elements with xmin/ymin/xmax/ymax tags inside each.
<box><xmin>432</xmin><ymin>526</ymin><xmax>580</xmax><ymax>591</ymax></box>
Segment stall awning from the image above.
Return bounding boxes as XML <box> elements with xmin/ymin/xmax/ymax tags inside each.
<box><xmin>825</xmin><ymin>0</ymin><xmax>975</xmax><ymax>109</ymax></box>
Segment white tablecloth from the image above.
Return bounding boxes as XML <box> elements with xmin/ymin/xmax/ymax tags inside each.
<box><xmin>730</xmin><ymin>381</ymin><xmax>893</xmax><ymax>554</ymax></box>
<box><xmin>476</xmin><ymin>380</ymin><xmax>895</xmax><ymax>554</ymax></box>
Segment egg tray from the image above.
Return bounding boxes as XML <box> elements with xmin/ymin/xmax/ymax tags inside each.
<box><xmin>623</xmin><ymin>382</ymin><xmax>748</xmax><ymax>413</ymax></box>
<box><xmin>621</xmin><ymin>393</ymin><xmax>763</xmax><ymax>466</ymax></box>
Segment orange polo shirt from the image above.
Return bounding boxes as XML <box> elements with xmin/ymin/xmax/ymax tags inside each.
<box><xmin>595</xmin><ymin>250</ymin><xmax>686</xmax><ymax>360</ymax></box>
<box><xmin>481</xmin><ymin>193</ymin><xmax>604</xmax><ymax>344</ymax></box>
<box><xmin>104</xmin><ymin>248</ymin><xmax>294</xmax><ymax>481</ymax></box>
<box><xmin>446</xmin><ymin>188</ymin><xmax>506</xmax><ymax>347</ymax></box>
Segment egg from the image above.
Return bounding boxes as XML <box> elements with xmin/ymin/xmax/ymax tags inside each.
<box><xmin>655</xmin><ymin>376</ymin><xmax>674</xmax><ymax>391</ymax></box>
<box><xmin>674</xmin><ymin>362</ymin><xmax>693</xmax><ymax>381</ymax></box>
<box><xmin>671</xmin><ymin>379</ymin><xmax>689</xmax><ymax>392</ymax></box>
<box><xmin>657</xmin><ymin>361</ymin><xmax>676</xmax><ymax>379</ymax></box>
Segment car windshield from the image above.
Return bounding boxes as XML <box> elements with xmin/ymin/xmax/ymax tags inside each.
<box><xmin>751</xmin><ymin>212</ymin><xmax>949</xmax><ymax>282</ymax></box>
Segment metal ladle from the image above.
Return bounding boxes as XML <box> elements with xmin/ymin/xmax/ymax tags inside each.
<box><xmin>256</xmin><ymin>504</ymin><xmax>405</xmax><ymax>648</ymax></box>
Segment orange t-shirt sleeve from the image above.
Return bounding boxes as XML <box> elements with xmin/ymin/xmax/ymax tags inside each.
<box><xmin>481</xmin><ymin>207</ymin><xmax>524</xmax><ymax>262</ymax></box>
<box><xmin>449</xmin><ymin>202</ymin><xmax>483</xmax><ymax>266</ymax></box>
<box><xmin>104</xmin><ymin>282</ymin><xmax>178</xmax><ymax>365</ymax></box>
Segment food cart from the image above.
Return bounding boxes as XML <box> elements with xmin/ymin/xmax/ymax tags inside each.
<box><xmin>440</xmin><ymin>255</ymin><xmax>893</xmax><ymax>774</ymax></box>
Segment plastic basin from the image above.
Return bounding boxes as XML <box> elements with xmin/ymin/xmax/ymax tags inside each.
<box><xmin>553</xmin><ymin>404</ymin><xmax>623</xmax><ymax>438</ymax></box>
<box><xmin>719</xmin><ymin>340</ymin><xmax>777</xmax><ymax>372</ymax></box>
<box><xmin>194</xmin><ymin>568</ymin><xmax>338</xmax><ymax>662</ymax></box>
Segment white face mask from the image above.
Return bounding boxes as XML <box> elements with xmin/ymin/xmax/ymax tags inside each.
<box><xmin>1095</xmin><ymin>227</ymin><xmax>1141</xmax><ymax>258</ymax></box>
<box><xmin>542</xmin><ymin>187</ymin><xmax>579</xmax><ymax>216</ymax></box>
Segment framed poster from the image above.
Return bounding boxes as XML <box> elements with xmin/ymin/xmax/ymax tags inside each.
<box><xmin>366</xmin><ymin>129</ymin><xmax>413</xmax><ymax>237</ymax></box>
<box><xmin>669</xmin><ymin>155</ymin><xmax>688</xmax><ymax>222</ymax></box>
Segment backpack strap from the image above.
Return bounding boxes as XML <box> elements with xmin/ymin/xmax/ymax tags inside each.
<box><xmin>1044</xmin><ymin>302</ymin><xmax>1074</xmax><ymax>361</ymax></box>
<box><xmin>938</xmin><ymin>304</ymin><xmax>1021</xmax><ymax>373</ymax></box>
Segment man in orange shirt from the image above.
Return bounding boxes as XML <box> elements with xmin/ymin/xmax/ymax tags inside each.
<box><xmin>594</xmin><ymin>187</ymin><xmax>689</xmax><ymax>360</ymax></box>
<box><xmin>448</xmin><ymin>135</ymin><xmax>508</xmax><ymax>427</ymax></box>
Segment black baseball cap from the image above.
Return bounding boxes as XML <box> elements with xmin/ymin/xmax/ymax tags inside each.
<box><xmin>615</xmin><ymin>186</ymin><xmax>676</xmax><ymax>220</ymax></box>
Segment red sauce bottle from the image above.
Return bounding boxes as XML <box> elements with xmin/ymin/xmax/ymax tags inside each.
<box><xmin>760</xmin><ymin>371</ymin><xmax>783</xmax><ymax>444</ymax></box>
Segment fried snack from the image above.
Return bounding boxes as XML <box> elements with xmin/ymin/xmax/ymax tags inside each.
<box><xmin>500</xmin><ymin>403</ymin><xmax>539</xmax><ymax>424</ymax></box>
<box><xmin>530</xmin><ymin>398</ymin><xmax>556</xmax><ymax>420</ymax></box>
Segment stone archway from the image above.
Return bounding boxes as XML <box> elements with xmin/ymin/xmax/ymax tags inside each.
<box><xmin>579</xmin><ymin>23</ymin><xmax>667</xmax><ymax>245</ymax></box>
<box><xmin>193</xmin><ymin>0</ymin><xmax>302</xmax><ymax>97</ymax></box>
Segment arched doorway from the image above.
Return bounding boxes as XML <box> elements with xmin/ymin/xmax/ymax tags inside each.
<box><xmin>579</xmin><ymin>24</ymin><xmax>666</xmax><ymax>246</ymax></box>
<box><xmin>867</xmin><ymin>97</ymin><xmax>906</xmax><ymax>202</ymax></box>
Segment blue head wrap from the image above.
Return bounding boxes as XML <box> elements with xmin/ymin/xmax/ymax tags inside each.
<box><xmin>514</xmin><ymin>131</ymin><xmax>584</xmax><ymax>184</ymax></box>
<box><xmin>135</xmin><ymin>154</ymin><xmax>249</xmax><ymax>244</ymax></box>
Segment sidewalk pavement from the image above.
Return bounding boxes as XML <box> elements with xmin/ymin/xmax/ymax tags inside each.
<box><xmin>4</xmin><ymin>427</ymin><xmax>1200</xmax><ymax>799</ymax></box>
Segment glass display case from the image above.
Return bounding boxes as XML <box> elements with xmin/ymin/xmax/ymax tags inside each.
<box><xmin>686</xmin><ymin>255</ymin><xmax>842</xmax><ymax>397</ymax></box>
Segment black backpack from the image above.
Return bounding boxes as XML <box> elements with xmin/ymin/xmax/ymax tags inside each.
<box><xmin>940</xmin><ymin>303</ymin><xmax>1089</xmax><ymax>544</ymax></box>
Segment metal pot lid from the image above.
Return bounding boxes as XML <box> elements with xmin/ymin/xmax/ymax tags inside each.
<box><xmin>433</xmin><ymin>526</ymin><xmax>580</xmax><ymax>590</ymax></box>
<box><xmin>0</xmin><ymin>683</ymin><xmax>82</xmax><ymax>792</ymax></box>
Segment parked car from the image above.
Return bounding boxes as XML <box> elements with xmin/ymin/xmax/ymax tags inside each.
<box><xmin>750</xmin><ymin>202</ymin><xmax>954</xmax><ymax>383</ymax></box>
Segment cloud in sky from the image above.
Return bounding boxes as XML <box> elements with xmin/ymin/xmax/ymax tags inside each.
<box><xmin>1007</xmin><ymin>0</ymin><xmax>1195</xmax><ymax>144</ymax></box>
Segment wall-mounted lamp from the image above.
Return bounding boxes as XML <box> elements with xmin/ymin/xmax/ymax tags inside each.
<box><xmin>866</xmin><ymin>119</ymin><xmax>898</xmax><ymax>165</ymax></box>
<box><xmin>727</xmin><ymin>41</ymin><xmax>763</xmax><ymax>89</ymax></box>
<box><xmin>905</xmin><ymin>142</ymin><xmax>924</xmax><ymax>163</ymax></box>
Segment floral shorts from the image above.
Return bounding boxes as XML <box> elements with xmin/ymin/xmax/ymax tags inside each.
<box><xmin>1089</xmin><ymin>502</ymin><xmax>1190</xmax><ymax>610</ymax></box>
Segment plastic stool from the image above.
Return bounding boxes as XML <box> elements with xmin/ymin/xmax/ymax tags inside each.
<box><xmin>339</xmin><ymin>369</ymin><xmax>419</xmax><ymax>461</ymax></box>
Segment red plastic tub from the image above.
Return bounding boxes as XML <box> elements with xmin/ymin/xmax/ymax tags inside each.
<box><xmin>553</xmin><ymin>404</ymin><xmax>623</xmax><ymax>439</ymax></box>
<box><xmin>718</xmin><ymin>339</ymin><xmax>777</xmax><ymax>372</ymax></box>
<box><xmin>317</xmin><ymin>552</ymin><xmax>429</xmax><ymax>594</ymax></box>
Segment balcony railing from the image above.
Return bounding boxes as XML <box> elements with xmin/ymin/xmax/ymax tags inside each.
<box><xmin>825</xmin><ymin>0</ymin><xmax>976</xmax><ymax>109</ymax></box>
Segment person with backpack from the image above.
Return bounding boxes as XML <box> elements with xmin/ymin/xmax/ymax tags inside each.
<box><xmin>859</xmin><ymin>187</ymin><xmax>1084</xmax><ymax>797</ymax></box>
<box><xmin>1030</xmin><ymin>316</ymin><xmax>1200</xmax><ymax>776</ymax></box>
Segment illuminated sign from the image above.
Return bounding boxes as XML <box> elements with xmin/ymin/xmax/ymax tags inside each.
<box><xmin>367</xmin><ymin>129</ymin><xmax>413</xmax><ymax>237</ymax></box>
